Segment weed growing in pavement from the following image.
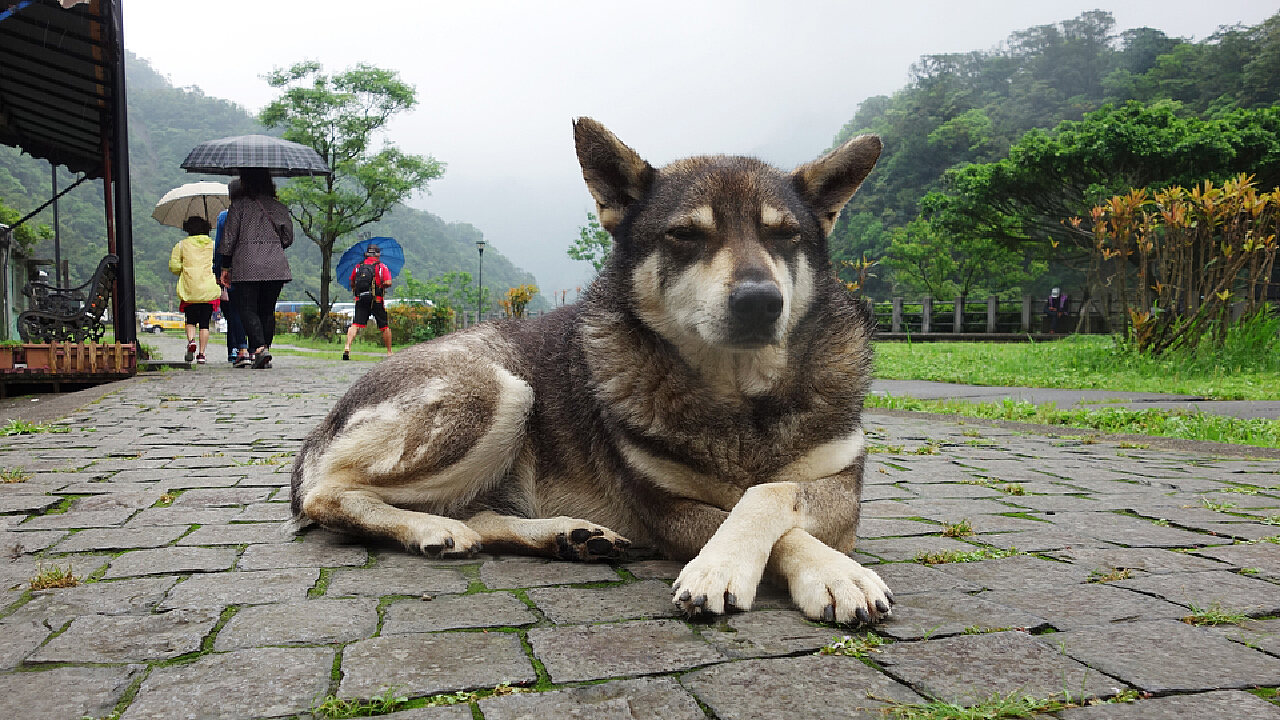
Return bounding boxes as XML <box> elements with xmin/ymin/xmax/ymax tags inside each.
<box><xmin>816</xmin><ymin>633</ymin><xmax>887</xmax><ymax>657</ymax></box>
<box><xmin>310</xmin><ymin>686</ymin><xmax>409</xmax><ymax>718</ymax></box>
<box><xmin>942</xmin><ymin>519</ymin><xmax>975</xmax><ymax>538</ymax></box>
<box><xmin>0</xmin><ymin>467</ymin><xmax>31</xmax><ymax>483</ymax></box>
<box><xmin>29</xmin><ymin>563</ymin><xmax>80</xmax><ymax>590</ymax></box>
<box><xmin>1151</xmin><ymin>518</ymin><xmax>1171</xmax><ymax>527</ymax></box>
<box><xmin>914</xmin><ymin>547</ymin><xmax>1020</xmax><ymax>565</ymax></box>
<box><xmin>1</xmin><ymin>419</ymin><xmax>69</xmax><ymax>436</ymax></box>
<box><xmin>1180</xmin><ymin>603</ymin><xmax>1252</xmax><ymax>626</ymax></box>
<box><xmin>1086</xmin><ymin>567</ymin><xmax>1133</xmax><ymax>583</ymax></box>
<box><xmin>1116</xmin><ymin>442</ymin><xmax>1150</xmax><ymax>449</ymax></box>
<box><xmin>868</xmin><ymin>443</ymin><xmax>906</xmax><ymax>454</ymax></box>
<box><xmin>1198</xmin><ymin>497</ymin><xmax>1238</xmax><ymax>512</ymax></box>
<box><xmin>1000</xmin><ymin>483</ymin><xmax>1026</xmax><ymax>496</ymax></box>
<box><xmin>867</xmin><ymin>687</ymin><xmax>1142</xmax><ymax>719</ymax></box>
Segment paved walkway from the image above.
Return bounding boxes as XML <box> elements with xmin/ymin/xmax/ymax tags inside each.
<box><xmin>0</xmin><ymin>337</ymin><xmax>1278</xmax><ymax>719</ymax></box>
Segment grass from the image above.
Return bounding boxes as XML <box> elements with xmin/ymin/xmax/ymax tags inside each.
<box><xmin>914</xmin><ymin>547</ymin><xmax>1019</xmax><ymax>565</ymax></box>
<box><xmin>311</xmin><ymin>687</ymin><xmax>409</xmax><ymax>718</ymax></box>
<box><xmin>872</xmin><ymin>688</ymin><xmax>1142</xmax><ymax>719</ymax></box>
<box><xmin>865</xmin><ymin>394</ymin><xmax>1280</xmax><ymax>449</ymax></box>
<box><xmin>0</xmin><ymin>467</ymin><xmax>31</xmax><ymax>483</ymax></box>
<box><xmin>1086</xmin><ymin>567</ymin><xmax>1133</xmax><ymax>583</ymax></box>
<box><xmin>941</xmin><ymin>519</ymin><xmax>975</xmax><ymax>537</ymax></box>
<box><xmin>873</xmin><ymin>311</ymin><xmax>1280</xmax><ymax>401</ymax></box>
<box><xmin>1180</xmin><ymin>603</ymin><xmax>1253</xmax><ymax>626</ymax></box>
<box><xmin>815</xmin><ymin>633</ymin><xmax>887</xmax><ymax>657</ymax></box>
<box><xmin>0</xmin><ymin>419</ymin><xmax>70</xmax><ymax>436</ymax></box>
<box><xmin>29</xmin><ymin>563</ymin><xmax>80</xmax><ymax>590</ymax></box>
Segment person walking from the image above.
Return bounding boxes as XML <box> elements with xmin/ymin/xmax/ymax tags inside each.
<box><xmin>214</xmin><ymin>179</ymin><xmax>250</xmax><ymax>367</ymax></box>
<box><xmin>169</xmin><ymin>216</ymin><xmax>222</xmax><ymax>364</ymax></box>
<box><xmin>217</xmin><ymin>168</ymin><xmax>293</xmax><ymax>369</ymax></box>
<box><xmin>341</xmin><ymin>244</ymin><xmax>394</xmax><ymax>360</ymax></box>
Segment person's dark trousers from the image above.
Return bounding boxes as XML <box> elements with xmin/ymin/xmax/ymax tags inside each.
<box><xmin>223</xmin><ymin>290</ymin><xmax>248</xmax><ymax>359</ymax></box>
<box><xmin>236</xmin><ymin>280</ymin><xmax>286</xmax><ymax>352</ymax></box>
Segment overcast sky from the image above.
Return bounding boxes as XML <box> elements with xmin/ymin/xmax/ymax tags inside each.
<box><xmin>123</xmin><ymin>0</ymin><xmax>1275</xmax><ymax>296</ymax></box>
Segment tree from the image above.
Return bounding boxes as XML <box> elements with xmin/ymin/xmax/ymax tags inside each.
<box><xmin>259</xmin><ymin>61</ymin><xmax>445</xmax><ymax>334</ymax></box>
<box><xmin>923</xmin><ymin>102</ymin><xmax>1280</xmax><ymax>255</ymax></box>
<box><xmin>881</xmin><ymin>218</ymin><xmax>1043</xmax><ymax>300</ymax></box>
<box><xmin>567</xmin><ymin>211</ymin><xmax>612</xmax><ymax>271</ymax></box>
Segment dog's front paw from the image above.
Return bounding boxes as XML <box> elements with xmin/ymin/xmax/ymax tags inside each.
<box><xmin>555</xmin><ymin>524</ymin><xmax>631</xmax><ymax>561</ymax></box>
<box><xmin>788</xmin><ymin>551</ymin><xmax>893</xmax><ymax>625</ymax></box>
<box><xmin>671</xmin><ymin>552</ymin><xmax>762</xmax><ymax>616</ymax></box>
<box><xmin>407</xmin><ymin>518</ymin><xmax>483</xmax><ymax>559</ymax></box>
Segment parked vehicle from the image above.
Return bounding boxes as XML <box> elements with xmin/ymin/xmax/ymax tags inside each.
<box><xmin>141</xmin><ymin>312</ymin><xmax>185</xmax><ymax>333</ymax></box>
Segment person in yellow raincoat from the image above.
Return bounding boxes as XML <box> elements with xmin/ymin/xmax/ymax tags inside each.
<box><xmin>169</xmin><ymin>216</ymin><xmax>222</xmax><ymax>364</ymax></box>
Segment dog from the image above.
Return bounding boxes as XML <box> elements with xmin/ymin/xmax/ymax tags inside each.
<box><xmin>289</xmin><ymin>118</ymin><xmax>892</xmax><ymax>624</ymax></box>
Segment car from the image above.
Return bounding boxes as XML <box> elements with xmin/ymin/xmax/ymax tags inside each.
<box><xmin>141</xmin><ymin>312</ymin><xmax>185</xmax><ymax>333</ymax></box>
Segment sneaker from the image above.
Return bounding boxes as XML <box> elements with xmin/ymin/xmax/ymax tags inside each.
<box><xmin>251</xmin><ymin>350</ymin><xmax>272</xmax><ymax>369</ymax></box>
<box><xmin>228</xmin><ymin>355</ymin><xmax>237</xmax><ymax>364</ymax></box>
<box><xmin>185</xmin><ymin>342</ymin><xmax>196</xmax><ymax>362</ymax></box>
<box><xmin>196</xmin><ymin>354</ymin><xmax>206</xmax><ymax>364</ymax></box>
<box><xmin>342</xmin><ymin>351</ymin><xmax>350</xmax><ymax>361</ymax></box>
<box><xmin>233</xmin><ymin>355</ymin><xmax>251</xmax><ymax>368</ymax></box>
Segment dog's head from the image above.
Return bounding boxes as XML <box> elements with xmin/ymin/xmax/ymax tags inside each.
<box><xmin>574</xmin><ymin>118</ymin><xmax>880</xmax><ymax>353</ymax></box>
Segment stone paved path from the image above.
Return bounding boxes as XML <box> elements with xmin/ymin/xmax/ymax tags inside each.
<box><xmin>1</xmin><ymin>348</ymin><xmax>1279</xmax><ymax>719</ymax></box>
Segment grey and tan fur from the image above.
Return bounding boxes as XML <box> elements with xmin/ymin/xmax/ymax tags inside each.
<box><xmin>290</xmin><ymin>118</ymin><xmax>893</xmax><ymax>623</ymax></box>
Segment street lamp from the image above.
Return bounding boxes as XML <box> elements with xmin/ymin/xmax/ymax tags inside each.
<box><xmin>475</xmin><ymin>239</ymin><xmax>486</xmax><ymax>323</ymax></box>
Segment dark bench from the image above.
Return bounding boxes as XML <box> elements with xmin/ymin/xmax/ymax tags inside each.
<box><xmin>18</xmin><ymin>254</ymin><xmax>118</xmax><ymax>343</ymax></box>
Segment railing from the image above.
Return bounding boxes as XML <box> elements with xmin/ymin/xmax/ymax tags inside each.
<box><xmin>867</xmin><ymin>295</ymin><xmax>1110</xmax><ymax>336</ymax></box>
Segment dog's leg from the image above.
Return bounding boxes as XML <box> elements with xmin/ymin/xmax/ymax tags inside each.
<box><xmin>767</xmin><ymin>528</ymin><xmax>892</xmax><ymax>624</ymax></box>
<box><xmin>670</xmin><ymin>482</ymin><xmax>803</xmax><ymax>614</ymax></box>
<box><xmin>462</xmin><ymin>511</ymin><xmax>631</xmax><ymax>561</ymax></box>
<box><xmin>304</xmin><ymin>478</ymin><xmax>483</xmax><ymax>557</ymax></box>
<box><xmin>297</xmin><ymin>364</ymin><xmax>533</xmax><ymax>558</ymax></box>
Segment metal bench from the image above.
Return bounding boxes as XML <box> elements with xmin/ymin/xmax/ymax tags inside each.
<box><xmin>18</xmin><ymin>254</ymin><xmax>118</xmax><ymax>343</ymax></box>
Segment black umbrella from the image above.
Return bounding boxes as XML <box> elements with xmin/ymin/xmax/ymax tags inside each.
<box><xmin>180</xmin><ymin>134</ymin><xmax>331</xmax><ymax>177</ymax></box>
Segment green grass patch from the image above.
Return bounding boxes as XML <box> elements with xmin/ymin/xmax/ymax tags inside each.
<box><xmin>874</xmin><ymin>322</ymin><xmax>1280</xmax><ymax>401</ymax></box>
<box><xmin>865</xmin><ymin>394</ymin><xmax>1280</xmax><ymax>449</ymax></box>
<box><xmin>815</xmin><ymin>632</ymin><xmax>887</xmax><ymax>657</ymax></box>
<box><xmin>1180</xmin><ymin>603</ymin><xmax>1252</xmax><ymax>626</ymax></box>
<box><xmin>914</xmin><ymin>547</ymin><xmax>1019</xmax><ymax>565</ymax></box>
<box><xmin>872</xmin><ymin>688</ymin><xmax>1142</xmax><ymax>719</ymax></box>
<box><xmin>1</xmin><ymin>419</ymin><xmax>70</xmax><ymax>436</ymax></box>
<box><xmin>0</xmin><ymin>467</ymin><xmax>31</xmax><ymax>483</ymax></box>
<box><xmin>311</xmin><ymin>686</ymin><xmax>410</xmax><ymax>718</ymax></box>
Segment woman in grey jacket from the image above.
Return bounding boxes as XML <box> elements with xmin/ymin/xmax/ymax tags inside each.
<box><xmin>217</xmin><ymin>168</ymin><xmax>293</xmax><ymax>369</ymax></box>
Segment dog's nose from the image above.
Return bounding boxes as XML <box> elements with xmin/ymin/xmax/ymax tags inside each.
<box><xmin>729</xmin><ymin>282</ymin><xmax>784</xmax><ymax>327</ymax></box>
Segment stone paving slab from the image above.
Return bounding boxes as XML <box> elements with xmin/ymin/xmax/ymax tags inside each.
<box><xmin>1112</xmin><ymin>569</ymin><xmax>1280</xmax><ymax>615</ymax></box>
<box><xmin>681</xmin><ymin>655</ymin><xmax>925</xmax><ymax>720</ymax></box>
<box><xmin>340</xmin><ymin>631</ymin><xmax>536</xmax><ymax>697</ymax></box>
<box><xmin>2</xmin><ymin>353</ymin><xmax>1279</xmax><ymax>719</ymax></box>
<box><xmin>1053</xmin><ymin>619</ymin><xmax>1280</xmax><ymax>693</ymax></box>
<box><xmin>528</xmin><ymin>619</ymin><xmax>728</xmax><ymax>683</ymax></box>
<box><xmin>1058</xmin><ymin>689</ymin><xmax>1280</xmax><ymax>719</ymax></box>
<box><xmin>124</xmin><ymin>646</ymin><xmax>334</xmax><ymax>720</ymax></box>
<box><xmin>877</xmin><ymin>630</ymin><xmax>1117</xmax><ymax>704</ymax></box>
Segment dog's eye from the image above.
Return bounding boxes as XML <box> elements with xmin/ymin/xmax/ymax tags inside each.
<box><xmin>666</xmin><ymin>227</ymin><xmax>705</xmax><ymax>243</ymax></box>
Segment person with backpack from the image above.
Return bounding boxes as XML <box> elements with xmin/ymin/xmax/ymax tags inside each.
<box><xmin>342</xmin><ymin>244</ymin><xmax>394</xmax><ymax>360</ymax></box>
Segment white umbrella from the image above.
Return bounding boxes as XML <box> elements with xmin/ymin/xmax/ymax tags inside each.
<box><xmin>152</xmin><ymin>181</ymin><xmax>231</xmax><ymax>229</ymax></box>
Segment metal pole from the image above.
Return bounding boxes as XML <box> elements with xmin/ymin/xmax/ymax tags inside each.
<box><xmin>107</xmin><ymin>0</ymin><xmax>137</xmax><ymax>344</ymax></box>
<box><xmin>476</xmin><ymin>247</ymin><xmax>484</xmax><ymax>322</ymax></box>
<box><xmin>52</xmin><ymin>164</ymin><xmax>61</xmax><ymax>285</ymax></box>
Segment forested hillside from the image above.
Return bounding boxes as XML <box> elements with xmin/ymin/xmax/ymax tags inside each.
<box><xmin>0</xmin><ymin>52</ymin><xmax>536</xmax><ymax>310</ymax></box>
<box><xmin>829</xmin><ymin>9</ymin><xmax>1280</xmax><ymax>300</ymax></box>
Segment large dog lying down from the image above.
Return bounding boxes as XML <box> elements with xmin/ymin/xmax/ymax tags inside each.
<box><xmin>289</xmin><ymin>118</ymin><xmax>893</xmax><ymax>624</ymax></box>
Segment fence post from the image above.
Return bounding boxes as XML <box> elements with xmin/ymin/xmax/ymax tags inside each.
<box><xmin>922</xmin><ymin>296</ymin><xmax>933</xmax><ymax>334</ymax></box>
<box><xmin>1231</xmin><ymin>301</ymin><xmax>1245</xmax><ymax>323</ymax></box>
<box><xmin>986</xmin><ymin>296</ymin><xmax>997</xmax><ymax>333</ymax></box>
<box><xmin>1021</xmin><ymin>295</ymin><xmax>1032</xmax><ymax>333</ymax></box>
<box><xmin>891</xmin><ymin>297</ymin><xmax>902</xmax><ymax>333</ymax></box>
<box><xmin>953</xmin><ymin>295</ymin><xmax>964</xmax><ymax>334</ymax></box>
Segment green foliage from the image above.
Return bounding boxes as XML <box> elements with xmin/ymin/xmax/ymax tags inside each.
<box><xmin>0</xmin><ymin>419</ymin><xmax>68</xmax><ymax>436</ymax></box>
<box><xmin>259</xmin><ymin>61</ymin><xmax>446</xmax><ymax>331</ymax></box>
<box><xmin>567</xmin><ymin>211</ymin><xmax>612</xmax><ymax>272</ymax></box>
<box><xmin>1180</xmin><ymin>603</ymin><xmax>1252</xmax><ymax>626</ymax></box>
<box><xmin>881</xmin><ymin>218</ymin><xmax>1044</xmax><ymax>300</ymax></box>
<box><xmin>815</xmin><ymin>633</ymin><xmax>887</xmax><ymax>657</ymax></box>
<box><xmin>310</xmin><ymin>687</ymin><xmax>409</xmax><ymax>718</ymax></box>
<box><xmin>398</xmin><ymin>269</ymin><xmax>490</xmax><ymax>315</ymax></box>
<box><xmin>914</xmin><ymin>547</ymin><xmax>1020</xmax><ymax>565</ymax></box>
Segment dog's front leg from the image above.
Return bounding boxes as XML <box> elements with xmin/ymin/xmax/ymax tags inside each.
<box><xmin>671</xmin><ymin>482</ymin><xmax>804</xmax><ymax>615</ymax></box>
<box><xmin>767</xmin><ymin>527</ymin><xmax>893</xmax><ymax>624</ymax></box>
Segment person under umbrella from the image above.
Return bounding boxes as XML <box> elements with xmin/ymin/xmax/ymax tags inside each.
<box><xmin>169</xmin><ymin>216</ymin><xmax>222</xmax><ymax>365</ymax></box>
<box><xmin>214</xmin><ymin>179</ymin><xmax>251</xmax><ymax>366</ymax></box>
<box><xmin>341</xmin><ymin>244</ymin><xmax>395</xmax><ymax>360</ymax></box>
<box><xmin>217</xmin><ymin>168</ymin><xmax>294</xmax><ymax>369</ymax></box>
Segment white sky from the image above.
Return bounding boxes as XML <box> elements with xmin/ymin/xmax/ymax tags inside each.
<box><xmin>122</xmin><ymin>0</ymin><xmax>1276</xmax><ymax>294</ymax></box>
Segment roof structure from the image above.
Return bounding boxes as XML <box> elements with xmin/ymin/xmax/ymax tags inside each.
<box><xmin>0</xmin><ymin>0</ymin><xmax>114</xmax><ymax>177</ymax></box>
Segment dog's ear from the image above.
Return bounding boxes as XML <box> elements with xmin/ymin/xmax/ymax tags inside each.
<box><xmin>791</xmin><ymin>134</ymin><xmax>882</xmax><ymax>236</ymax></box>
<box><xmin>574</xmin><ymin>118</ymin><xmax>655</xmax><ymax>233</ymax></box>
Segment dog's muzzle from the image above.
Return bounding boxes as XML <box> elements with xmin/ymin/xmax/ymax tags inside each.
<box><xmin>728</xmin><ymin>281</ymin><xmax>784</xmax><ymax>344</ymax></box>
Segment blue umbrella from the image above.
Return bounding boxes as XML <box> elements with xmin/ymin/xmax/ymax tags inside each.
<box><xmin>337</xmin><ymin>237</ymin><xmax>405</xmax><ymax>290</ymax></box>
